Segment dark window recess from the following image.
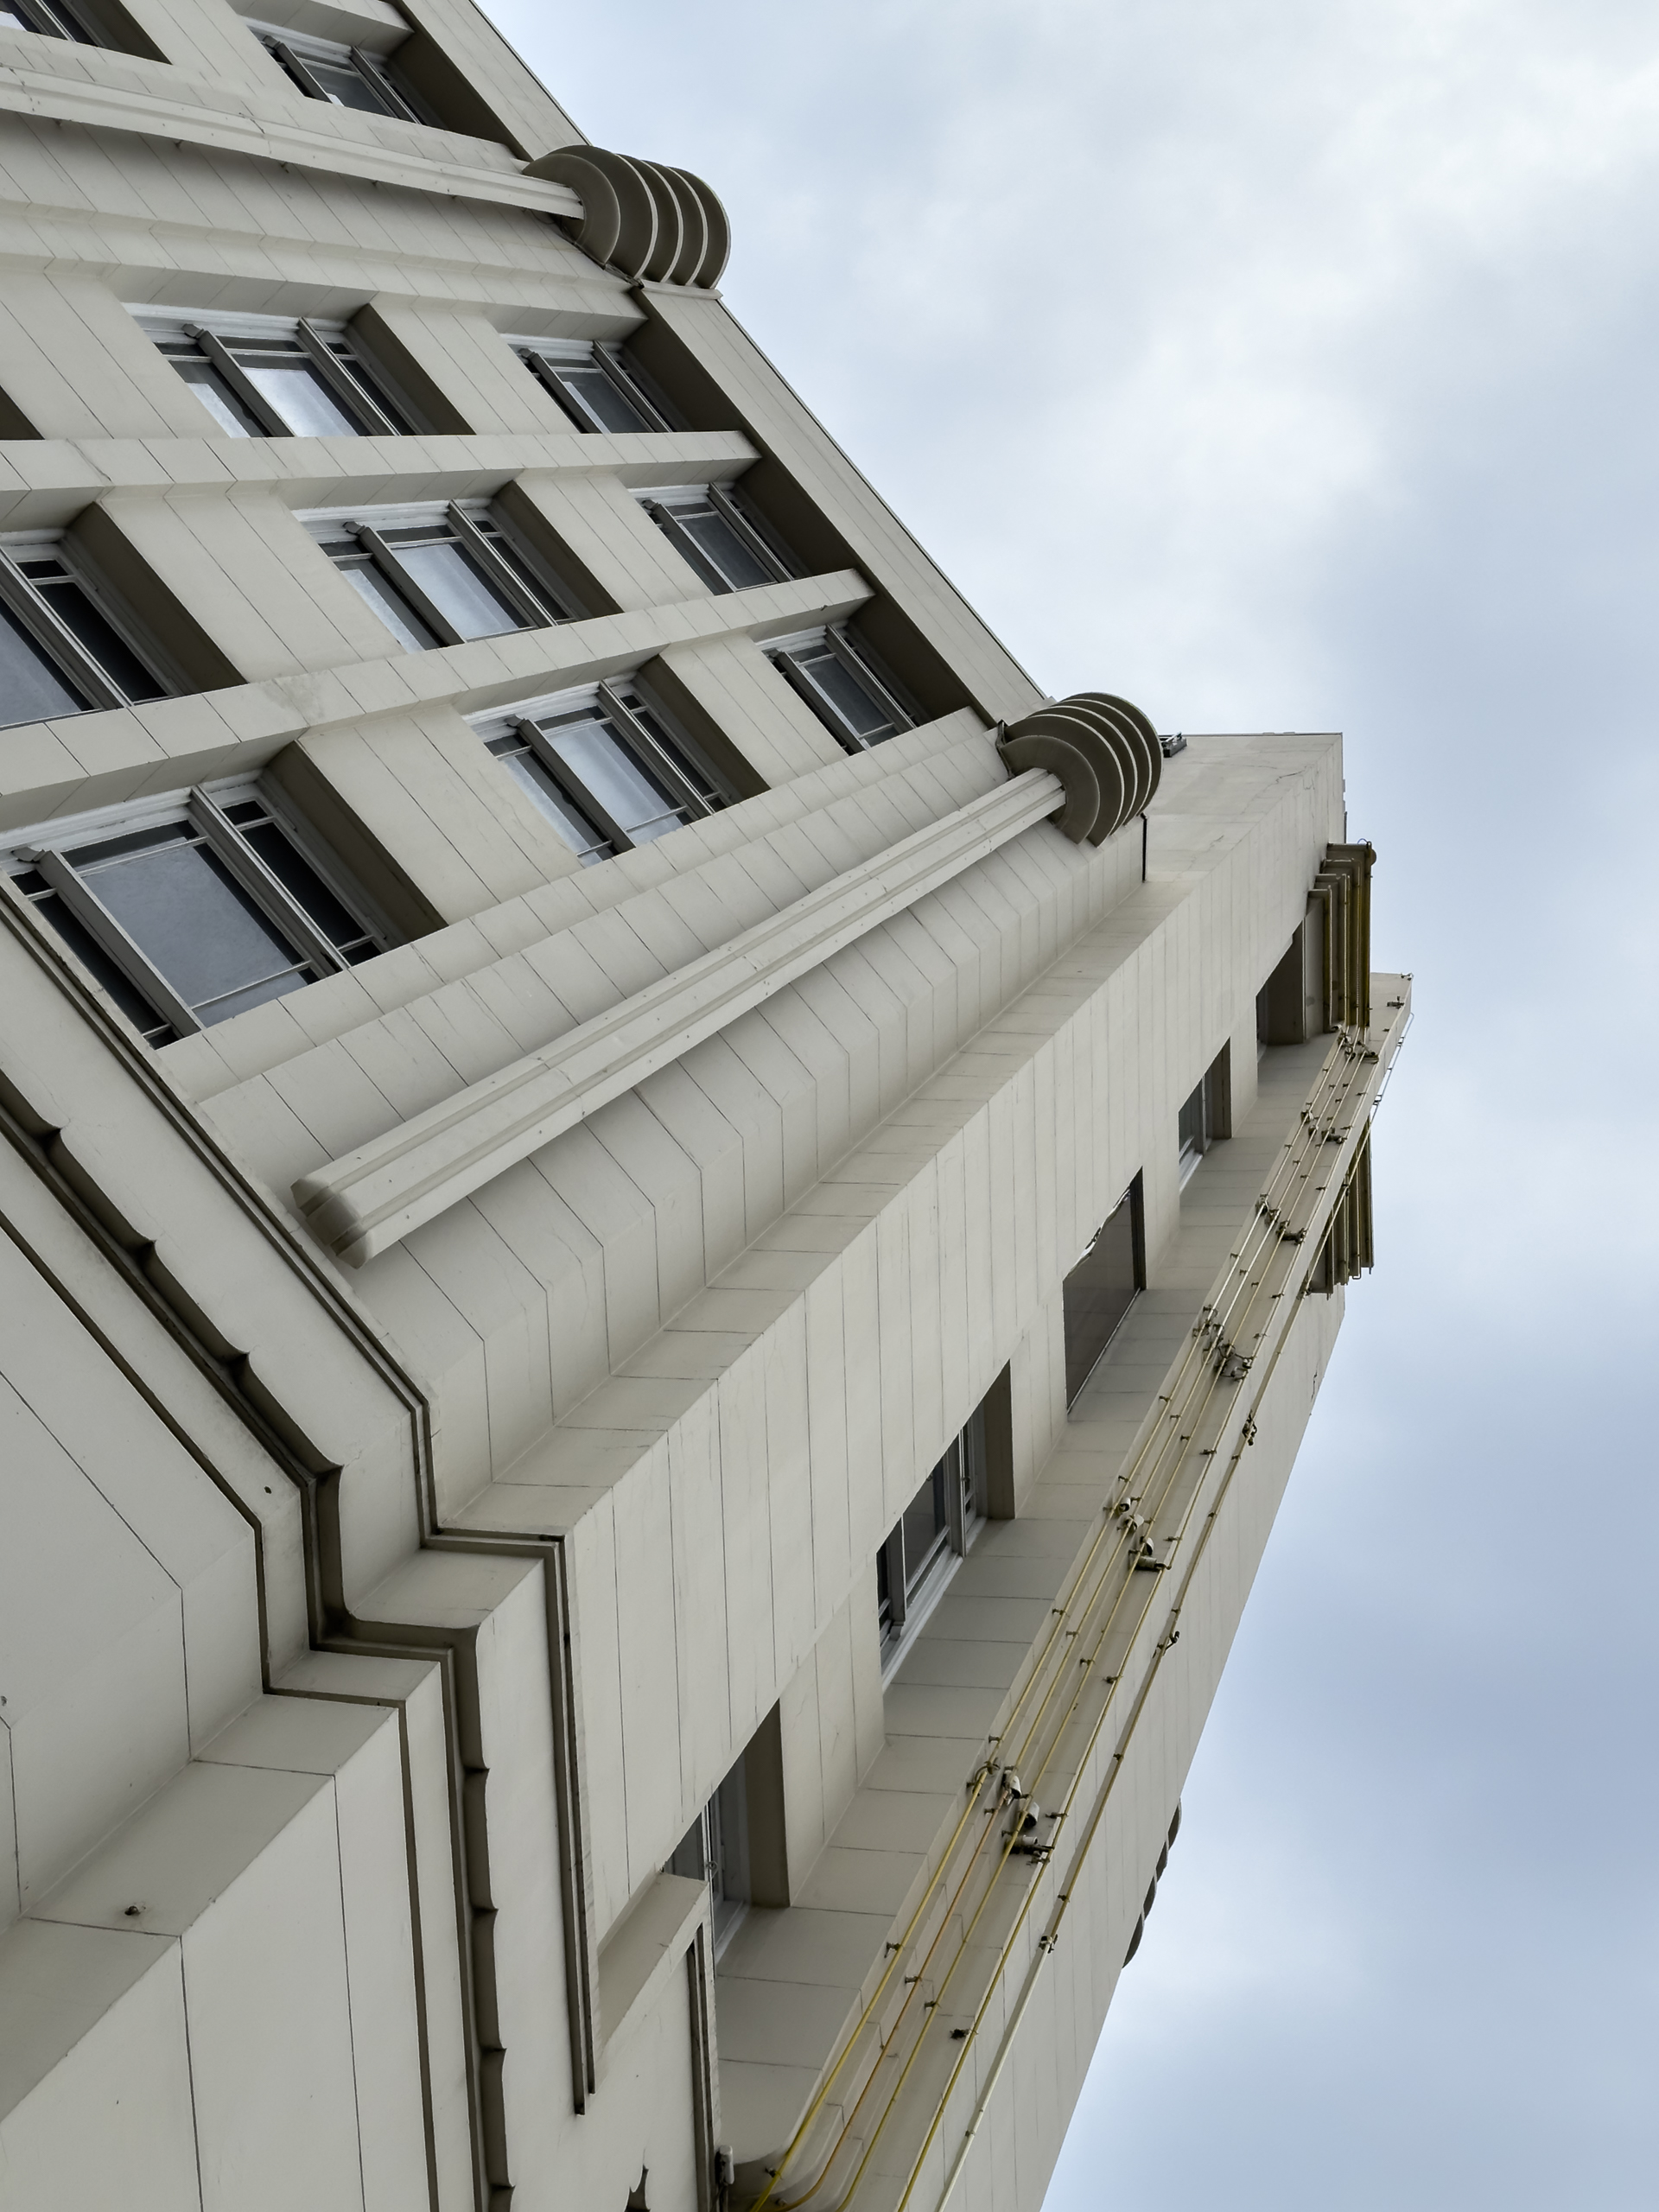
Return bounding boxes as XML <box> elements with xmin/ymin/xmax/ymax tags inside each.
<box><xmin>517</xmin><ymin>344</ymin><xmax>667</xmax><ymax>435</ymax></box>
<box><xmin>645</xmin><ymin>487</ymin><xmax>790</xmax><ymax>594</ymax></box>
<box><xmin>1179</xmin><ymin>1045</ymin><xmax>1231</xmax><ymax>1184</ymax></box>
<box><xmin>6</xmin><ymin>787</ymin><xmax>388</xmax><ymax>1046</ymax></box>
<box><xmin>0</xmin><ymin>0</ymin><xmax>134</xmax><ymax>44</ymax></box>
<box><xmin>1</xmin><ymin>544</ymin><xmax>168</xmax><ymax>729</ymax></box>
<box><xmin>668</xmin><ymin>1752</ymin><xmax>751</xmax><ymax>1955</ymax></box>
<box><xmin>487</xmin><ymin>682</ymin><xmax>728</xmax><ymax>867</ymax></box>
<box><xmin>771</xmin><ymin>631</ymin><xmax>912</xmax><ymax>753</ymax></box>
<box><xmin>1063</xmin><ymin>1173</ymin><xmax>1146</xmax><ymax>1407</ymax></box>
<box><xmin>877</xmin><ymin>1413</ymin><xmax>986</xmax><ymax>1658</ymax></box>
<box><xmin>321</xmin><ymin>505</ymin><xmax>572</xmax><ymax>650</ymax></box>
<box><xmin>156</xmin><ymin>321</ymin><xmax>415</xmax><ymax>440</ymax></box>
<box><xmin>258</xmin><ymin>32</ymin><xmax>429</xmax><ymax>122</ymax></box>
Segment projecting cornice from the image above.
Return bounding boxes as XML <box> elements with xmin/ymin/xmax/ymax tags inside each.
<box><xmin>0</xmin><ymin>64</ymin><xmax>585</xmax><ymax>219</ymax></box>
<box><xmin>525</xmin><ymin>143</ymin><xmax>732</xmax><ymax>289</ymax></box>
<box><xmin>997</xmin><ymin>692</ymin><xmax>1162</xmax><ymax>844</ymax></box>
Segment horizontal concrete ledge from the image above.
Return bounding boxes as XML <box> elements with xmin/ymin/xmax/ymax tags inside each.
<box><xmin>0</xmin><ymin>571</ymin><xmax>872</xmax><ymax>831</ymax></box>
<box><xmin>0</xmin><ymin>428</ymin><xmax>760</xmax><ymax>531</ymax></box>
<box><xmin>293</xmin><ymin>769</ymin><xmax>1066</xmax><ymax>1265</ymax></box>
<box><xmin>0</xmin><ymin>68</ymin><xmax>583</xmax><ymax>218</ymax></box>
<box><xmin>596</xmin><ymin>1873</ymin><xmax>707</xmax><ymax>2063</ymax></box>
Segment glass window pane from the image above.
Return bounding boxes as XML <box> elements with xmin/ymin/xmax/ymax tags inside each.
<box><xmin>340</xmin><ymin>561</ymin><xmax>436</xmax><ymax>652</ymax></box>
<box><xmin>395</xmin><ymin>538</ymin><xmax>524</xmax><ymax>639</ymax></box>
<box><xmin>1</xmin><ymin>600</ymin><xmax>89</xmax><ymax>725</ymax></box>
<box><xmin>559</xmin><ymin>364</ymin><xmax>652</xmax><ymax>433</ymax></box>
<box><xmin>678</xmin><ymin>506</ymin><xmax>773</xmax><ymax>591</ymax></box>
<box><xmin>238</xmin><ymin>354</ymin><xmax>363</xmax><ymax>437</ymax></box>
<box><xmin>500</xmin><ymin>750</ymin><xmax>612</xmax><ymax>864</ymax></box>
<box><xmin>175</xmin><ymin>361</ymin><xmax>260</xmax><ymax>437</ymax></box>
<box><xmin>71</xmin><ymin>827</ymin><xmax>309</xmax><ymax>1025</ymax></box>
<box><xmin>26</xmin><ymin>567</ymin><xmax>164</xmax><ymax>702</ymax></box>
<box><xmin>1063</xmin><ymin>1190</ymin><xmax>1140</xmax><ymax>1402</ymax></box>
<box><xmin>900</xmin><ymin>1462</ymin><xmax>950</xmax><ymax>1601</ymax></box>
<box><xmin>541</xmin><ymin>714</ymin><xmax>684</xmax><ymax>842</ymax></box>
<box><xmin>31</xmin><ymin>888</ymin><xmax>173</xmax><ymax>1040</ymax></box>
<box><xmin>799</xmin><ymin>646</ymin><xmax>896</xmax><ymax>745</ymax></box>
<box><xmin>306</xmin><ymin>55</ymin><xmax>396</xmax><ymax>111</ymax></box>
<box><xmin>239</xmin><ymin>818</ymin><xmax>366</xmax><ymax>950</ymax></box>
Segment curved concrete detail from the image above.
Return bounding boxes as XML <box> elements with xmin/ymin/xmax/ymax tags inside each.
<box><xmin>998</xmin><ymin>691</ymin><xmax>1161</xmax><ymax>844</ymax></box>
<box><xmin>524</xmin><ymin>143</ymin><xmax>732</xmax><ymax>287</ymax></box>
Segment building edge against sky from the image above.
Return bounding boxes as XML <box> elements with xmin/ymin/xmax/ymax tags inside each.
<box><xmin>0</xmin><ymin>2</ymin><xmax>1408</xmax><ymax>2208</ymax></box>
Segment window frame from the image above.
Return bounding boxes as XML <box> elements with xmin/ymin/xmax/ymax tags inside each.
<box><xmin>251</xmin><ymin>22</ymin><xmax>427</xmax><ymax>123</ymax></box>
<box><xmin>0</xmin><ymin>531</ymin><xmax>171</xmax><ymax>725</ymax></box>
<box><xmin>640</xmin><ymin>482</ymin><xmax>792</xmax><ymax>594</ymax></box>
<box><xmin>474</xmin><ymin>676</ymin><xmax>730</xmax><ymax>866</ymax></box>
<box><xmin>2</xmin><ymin>778</ymin><xmax>393</xmax><ymax>1044</ymax></box>
<box><xmin>1</xmin><ymin>0</ymin><xmax>98</xmax><ymax>39</ymax></box>
<box><xmin>766</xmin><ymin>624</ymin><xmax>914</xmax><ymax>753</ymax></box>
<box><xmin>508</xmin><ymin>337</ymin><xmax>671</xmax><ymax>435</ymax></box>
<box><xmin>137</xmin><ymin>307</ymin><xmax>414</xmax><ymax>440</ymax></box>
<box><xmin>877</xmin><ymin>1415</ymin><xmax>988</xmax><ymax>1681</ymax></box>
<box><xmin>308</xmin><ymin>499</ymin><xmax>575</xmax><ymax>647</ymax></box>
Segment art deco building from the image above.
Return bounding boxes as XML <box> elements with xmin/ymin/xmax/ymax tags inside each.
<box><xmin>0</xmin><ymin>3</ymin><xmax>1408</xmax><ymax>2207</ymax></box>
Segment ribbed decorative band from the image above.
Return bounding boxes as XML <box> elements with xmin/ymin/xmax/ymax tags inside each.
<box><xmin>294</xmin><ymin>767</ymin><xmax>1064</xmax><ymax>1267</ymax></box>
<box><xmin>996</xmin><ymin>693</ymin><xmax>1160</xmax><ymax>845</ymax></box>
<box><xmin>525</xmin><ymin>144</ymin><xmax>731</xmax><ymax>288</ymax></box>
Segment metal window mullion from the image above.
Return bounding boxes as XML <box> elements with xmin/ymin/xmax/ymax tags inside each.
<box><xmin>445</xmin><ymin>505</ymin><xmax>556</xmax><ymax>626</ymax></box>
<box><xmin>29</xmin><ymin>848</ymin><xmax>201</xmax><ymax>1036</ymax></box>
<box><xmin>189</xmin><ymin>327</ymin><xmax>289</xmax><ymax>436</ymax></box>
<box><xmin>524</xmin><ymin>353</ymin><xmax>598</xmax><ymax>431</ymax></box>
<box><xmin>883</xmin><ymin>1526</ymin><xmax>908</xmax><ymax>1631</ymax></box>
<box><xmin>355</xmin><ymin>527</ymin><xmax>466</xmax><ymax>646</ymax></box>
<box><xmin>187</xmin><ymin>788</ymin><xmax>345</xmax><ymax>975</ymax></box>
<box><xmin>823</xmin><ymin>628</ymin><xmax>909</xmax><ymax>730</ymax></box>
<box><xmin>594</xmin><ymin>683</ymin><xmax>706</xmax><ymax>817</ymax></box>
<box><xmin>645</xmin><ymin>502</ymin><xmax>731</xmax><ymax>594</ymax></box>
<box><xmin>705</xmin><ymin>484</ymin><xmax>787</xmax><ymax>581</ymax></box>
<box><xmin>295</xmin><ymin>319</ymin><xmax>397</xmax><ymax>436</ymax></box>
<box><xmin>0</xmin><ymin>554</ymin><xmax>126</xmax><ymax>710</ymax></box>
<box><xmin>265</xmin><ymin>37</ymin><xmax>333</xmax><ymax>100</ymax></box>
<box><xmin>593</xmin><ymin>347</ymin><xmax>668</xmax><ymax>430</ymax></box>
<box><xmin>943</xmin><ymin>1438</ymin><xmax>967</xmax><ymax>1557</ymax></box>
<box><xmin>772</xmin><ymin>647</ymin><xmax>862</xmax><ymax>753</ymax></box>
<box><xmin>347</xmin><ymin>47</ymin><xmax>420</xmax><ymax>121</ymax></box>
<box><xmin>518</xmin><ymin>720</ymin><xmax>632</xmax><ymax>854</ymax></box>
<box><xmin>21</xmin><ymin>0</ymin><xmax>75</xmax><ymax>35</ymax></box>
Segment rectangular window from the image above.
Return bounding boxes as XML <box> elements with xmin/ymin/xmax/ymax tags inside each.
<box><xmin>3</xmin><ymin>785</ymin><xmax>391</xmax><ymax>1047</ymax></box>
<box><xmin>643</xmin><ymin>485</ymin><xmax>791</xmax><ymax>594</ymax></box>
<box><xmin>252</xmin><ymin>24</ymin><xmax>428</xmax><ymax>121</ymax></box>
<box><xmin>480</xmin><ymin>679</ymin><xmax>728</xmax><ymax>866</ymax></box>
<box><xmin>668</xmin><ymin>1753</ymin><xmax>751</xmax><ymax>1955</ymax></box>
<box><xmin>312</xmin><ymin>504</ymin><xmax>575</xmax><ymax>649</ymax></box>
<box><xmin>768</xmin><ymin>628</ymin><xmax>912</xmax><ymax>753</ymax></box>
<box><xmin>1</xmin><ymin>537</ymin><xmax>168</xmax><ymax>729</ymax></box>
<box><xmin>142</xmin><ymin>312</ymin><xmax>416</xmax><ymax>440</ymax></box>
<box><xmin>511</xmin><ymin>340</ymin><xmax>668</xmax><ymax>435</ymax></box>
<box><xmin>877</xmin><ymin>1412</ymin><xmax>987</xmax><ymax>1671</ymax></box>
<box><xmin>1178</xmin><ymin>1045</ymin><xmax>1232</xmax><ymax>1185</ymax></box>
<box><xmin>1064</xmin><ymin>1173</ymin><xmax>1146</xmax><ymax>1406</ymax></box>
<box><xmin>0</xmin><ymin>0</ymin><xmax>137</xmax><ymax>44</ymax></box>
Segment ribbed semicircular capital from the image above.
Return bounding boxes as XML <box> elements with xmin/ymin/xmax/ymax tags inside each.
<box><xmin>996</xmin><ymin>692</ymin><xmax>1161</xmax><ymax>845</ymax></box>
<box><xmin>524</xmin><ymin>144</ymin><xmax>731</xmax><ymax>288</ymax></box>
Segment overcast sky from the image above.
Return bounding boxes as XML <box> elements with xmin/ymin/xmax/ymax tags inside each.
<box><xmin>487</xmin><ymin>3</ymin><xmax>1659</xmax><ymax>2202</ymax></box>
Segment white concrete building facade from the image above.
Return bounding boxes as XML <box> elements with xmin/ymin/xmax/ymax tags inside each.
<box><xmin>0</xmin><ymin>5</ymin><xmax>1408</xmax><ymax>2208</ymax></box>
